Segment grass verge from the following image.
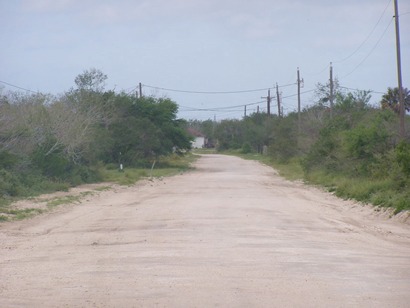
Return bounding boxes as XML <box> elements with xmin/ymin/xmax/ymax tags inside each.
<box><xmin>305</xmin><ymin>170</ymin><xmax>410</xmax><ymax>214</ymax></box>
<box><xmin>99</xmin><ymin>153</ymin><xmax>197</xmax><ymax>185</ymax></box>
<box><xmin>220</xmin><ymin>150</ymin><xmax>409</xmax><ymax>214</ymax></box>
<box><xmin>0</xmin><ymin>153</ymin><xmax>197</xmax><ymax>222</ymax></box>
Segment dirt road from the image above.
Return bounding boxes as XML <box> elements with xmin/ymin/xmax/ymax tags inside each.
<box><xmin>1</xmin><ymin>154</ymin><xmax>410</xmax><ymax>307</ymax></box>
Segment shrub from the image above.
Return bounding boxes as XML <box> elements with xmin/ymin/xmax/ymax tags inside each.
<box><xmin>241</xmin><ymin>142</ymin><xmax>252</xmax><ymax>154</ymax></box>
<box><xmin>395</xmin><ymin>141</ymin><xmax>410</xmax><ymax>177</ymax></box>
<box><xmin>0</xmin><ymin>151</ymin><xmax>18</xmax><ymax>169</ymax></box>
<box><xmin>0</xmin><ymin>169</ymin><xmax>22</xmax><ymax>197</ymax></box>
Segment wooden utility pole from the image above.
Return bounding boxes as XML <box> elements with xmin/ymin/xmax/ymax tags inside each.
<box><xmin>276</xmin><ymin>83</ymin><xmax>281</xmax><ymax>117</ymax></box>
<box><xmin>394</xmin><ymin>0</ymin><xmax>405</xmax><ymax>139</ymax></box>
<box><xmin>329</xmin><ymin>62</ymin><xmax>334</xmax><ymax>118</ymax></box>
<box><xmin>257</xmin><ymin>105</ymin><xmax>260</xmax><ymax>114</ymax></box>
<box><xmin>139</xmin><ymin>82</ymin><xmax>143</xmax><ymax>98</ymax></box>
<box><xmin>244</xmin><ymin>105</ymin><xmax>247</xmax><ymax>118</ymax></box>
<box><xmin>261</xmin><ymin>90</ymin><xmax>271</xmax><ymax>116</ymax></box>
<box><xmin>297</xmin><ymin>67</ymin><xmax>302</xmax><ymax>133</ymax></box>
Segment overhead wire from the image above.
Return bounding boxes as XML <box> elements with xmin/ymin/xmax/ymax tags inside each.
<box><xmin>142</xmin><ymin>84</ymin><xmax>272</xmax><ymax>94</ymax></box>
<box><xmin>0</xmin><ymin>80</ymin><xmax>39</xmax><ymax>93</ymax></box>
<box><xmin>282</xmin><ymin>89</ymin><xmax>315</xmax><ymax>99</ymax></box>
<box><xmin>125</xmin><ymin>86</ymin><xmax>138</xmax><ymax>95</ymax></box>
<box><xmin>178</xmin><ymin>88</ymin><xmax>316</xmax><ymax>117</ymax></box>
<box><xmin>333</xmin><ymin>0</ymin><xmax>392</xmax><ymax>64</ymax></box>
<box><xmin>339</xmin><ymin>85</ymin><xmax>385</xmax><ymax>94</ymax></box>
<box><xmin>340</xmin><ymin>17</ymin><xmax>394</xmax><ymax>79</ymax></box>
<box><xmin>143</xmin><ymin>82</ymin><xmax>298</xmax><ymax>94</ymax></box>
<box><xmin>178</xmin><ymin>100</ymin><xmax>265</xmax><ymax>112</ymax></box>
<box><xmin>306</xmin><ymin>0</ymin><xmax>392</xmax><ymax>78</ymax></box>
<box><xmin>278</xmin><ymin>82</ymin><xmax>297</xmax><ymax>88</ymax></box>
<box><xmin>305</xmin><ymin>63</ymin><xmax>330</xmax><ymax>77</ymax></box>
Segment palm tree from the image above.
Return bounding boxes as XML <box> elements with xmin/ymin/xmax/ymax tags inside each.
<box><xmin>380</xmin><ymin>87</ymin><xmax>410</xmax><ymax>113</ymax></box>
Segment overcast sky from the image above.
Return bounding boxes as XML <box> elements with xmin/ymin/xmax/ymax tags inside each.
<box><xmin>1</xmin><ymin>0</ymin><xmax>409</xmax><ymax>120</ymax></box>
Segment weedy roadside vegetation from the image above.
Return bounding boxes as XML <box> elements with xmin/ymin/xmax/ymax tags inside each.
<box><xmin>0</xmin><ymin>153</ymin><xmax>196</xmax><ymax>222</ymax></box>
<box><xmin>0</xmin><ymin>69</ymin><xmax>196</xmax><ymax>221</ymax></box>
<box><xmin>100</xmin><ymin>153</ymin><xmax>197</xmax><ymax>185</ymax></box>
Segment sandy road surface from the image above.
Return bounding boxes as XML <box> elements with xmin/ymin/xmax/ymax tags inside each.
<box><xmin>1</xmin><ymin>154</ymin><xmax>410</xmax><ymax>307</ymax></box>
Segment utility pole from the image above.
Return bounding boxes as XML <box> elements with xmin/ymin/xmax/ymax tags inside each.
<box><xmin>244</xmin><ymin>105</ymin><xmax>247</xmax><ymax>118</ymax></box>
<box><xmin>394</xmin><ymin>0</ymin><xmax>405</xmax><ymax>139</ymax></box>
<box><xmin>276</xmin><ymin>83</ymin><xmax>281</xmax><ymax>117</ymax></box>
<box><xmin>261</xmin><ymin>90</ymin><xmax>271</xmax><ymax>116</ymax></box>
<box><xmin>257</xmin><ymin>105</ymin><xmax>260</xmax><ymax>114</ymax></box>
<box><xmin>329</xmin><ymin>62</ymin><xmax>334</xmax><ymax>118</ymax></box>
<box><xmin>297</xmin><ymin>67</ymin><xmax>303</xmax><ymax>133</ymax></box>
<box><xmin>213</xmin><ymin>114</ymin><xmax>216</xmax><ymax>137</ymax></box>
<box><xmin>139</xmin><ymin>82</ymin><xmax>143</xmax><ymax>98</ymax></box>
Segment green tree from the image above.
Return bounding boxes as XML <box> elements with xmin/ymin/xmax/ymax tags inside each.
<box><xmin>74</xmin><ymin>68</ymin><xmax>107</xmax><ymax>92</ymax></box>
<box><xmin>243</xmin><ymin>113</ymin><xmax>273</xmax><ymax>153</ymax></box>
<box><xmin>106</xmin><ymin>95</ymin><xmax>192</xmax><ymax>165</ymax></box>
<box><xmin>380</xmin><ymin>87</ymin><xmax>410</xmax><ymax>114</ymax></box>
<box><xmin>0</xmin><ymin>92</ymin><xmax>53</xmax><ymax>158</ymax></box>
<box><xmin>269</xmin><ymin>114</ymin><xmax>298</xmax><ymax>162</ymax></box>
<box><xmin>314</xmin><ymin>77</ymin><xmax>344</xmax><ymax>107</ymax></box>
<box><xmin>214</xmin><ymin>119</ymin><xmax>244</xmax><ymax>150</ymax></box>
<box><xmin>395</xmin><ymin>141</ymin><xmax>410</xmax><ymax>176</ymax></box>
<box><xmin>335</xmin><ymin>90</ymin><xmax>371</xmax><ymax>113</ymax></box>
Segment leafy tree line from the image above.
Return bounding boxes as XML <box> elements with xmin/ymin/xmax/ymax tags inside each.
<box><xmin>0</xmin><ymin>69</ymin><xmax>193</xmax><ymax>201</ymax></box>
<box><xmin>190</xmin><ymin>84</ymin><xmax>410</xmax><ymax>212</ymax></box>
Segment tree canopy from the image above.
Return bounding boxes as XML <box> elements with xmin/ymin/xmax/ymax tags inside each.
<box><xmin>0</xmin><ymin>69</ymin><xmax>192</xmax><ymax>195</ymax></box>
<box><xmin>380</xmin><ymin>87</ymin><xmax>410</xmax><ymax>114</ymax></box>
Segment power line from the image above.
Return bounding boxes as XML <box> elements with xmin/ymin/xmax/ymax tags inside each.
<box><xmin>179</xmin><ymin>100</ymin><xmax>265</xmax><ymax>112</ymax></box>
<box><xmin>306</xmin><ymin>0</ymin><xmax>393</xmax><ymax>78</ymax></box>
<box><xmin>282</xmin><ymin>89</ymin><xmax>315</xmax><ymax>99</ymax></box>
<box><xmin>278</xmin><ymin>82</ymin><xmax>297</xmax><ymax>88</ymax></box>
<box><xmin>334</xmin><ymin>0</ymin><xmax>392</xmax><ymax>64</ymax></box>
<box><xmin>180</xmin><ymin>108</ymin><xmax>244</xmax><ymax>113</ymax></box>
<box><xmin>178</xmin><ymin>89</ymin><xmax>315</xmax><ymax>116</ymax></box>
<box><xmin>340</xmin><ymin>17</ymin><xmax>394</xmax><ymax>79</ymax></box>
<box><xmin>0</xmin><ymin>80</ymin><xmax>39</xmax><ymax>93</ymax></box>
<box><xmin>125</xmin><ymin>86</ymin><xmax>138</xmax><ymax>95</ymax></box>
<box><xmin>143</xmin><ymin>84</ymin><xmax>271</xmax><ymax>94</ymax></box>
<box><xmin>143</xmin><ymin>83</ymin><xmax>296</xmax><ymax>95</ymax></box>
<box><xmin>305</xmin><ymin>63</ymin><xmax>330</xmax><ymax>77</ymax></box>
<box><xmin>339</xmin><ymin>85</ymin><xmax>385</xmax><ymax>94</ymax></box>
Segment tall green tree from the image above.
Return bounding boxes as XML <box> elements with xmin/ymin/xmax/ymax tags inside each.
<box><xmin>106</xmin><ymin>95</ymin><xmax>192</xmax><ymax>165</ymax></box>
<box><xmin>380</xmin><ymin>87</ymin><xmax>410</xmax><ymax>114</ymax></box>
<box><xmin>314</xmin><ymin>78</ymin><xmax>344</xmax><ymax>107</ymax></box>
<box><xmin>74</xmin><ymin>68</ymin><xmax>107</xmax><ymax>92</ymax></box>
